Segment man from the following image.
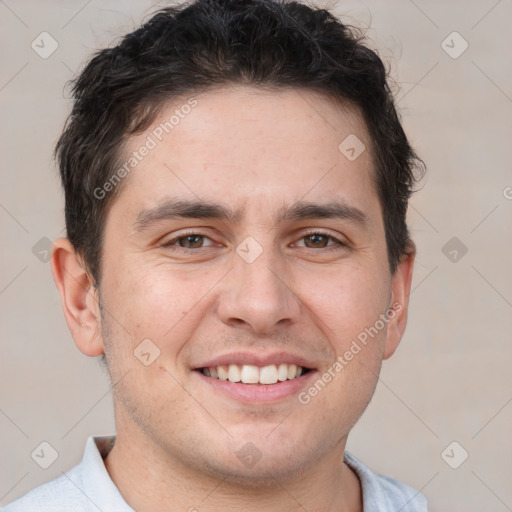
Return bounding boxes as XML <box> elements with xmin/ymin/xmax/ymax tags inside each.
<box><xmin>4</xmin><ymin>0</ymin><xmax>428</xmax><ymax>510</ymax></box>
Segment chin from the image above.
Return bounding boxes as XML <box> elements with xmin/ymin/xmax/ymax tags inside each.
<box><xmin>200</xmin><ymin>452</ymin><xmax>312</xmax><ymax>488</ymax></box>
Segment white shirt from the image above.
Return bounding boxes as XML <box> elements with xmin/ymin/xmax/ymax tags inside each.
<box><xmin>3</xmin><ymin>435</ymin><xmax>428</xmax><ymax>511</ymax></box>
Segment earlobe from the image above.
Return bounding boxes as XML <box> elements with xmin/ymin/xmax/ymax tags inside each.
<box><xmin>383</xmin><ymin>243</ymin><xmax>416</xmax><ymax>360</ymax></box>
<box><xmin>50</xmin><ymin>238</ymin><xmax>105</xmax><ymax>357</ymax></box>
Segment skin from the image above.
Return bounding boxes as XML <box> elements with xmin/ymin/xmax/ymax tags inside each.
<box><xmin>51</xmin><ymin>86</ymin><xmax>415</xmax><ymax>512</ymax></box>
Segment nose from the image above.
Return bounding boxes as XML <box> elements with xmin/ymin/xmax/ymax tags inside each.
<box><xmin>216</xmin><ymin>247</ymin><xmax>302</xmax><ymax>335</ymax></box>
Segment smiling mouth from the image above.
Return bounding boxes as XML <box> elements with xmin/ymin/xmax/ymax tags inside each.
<box><xmin>197</xmin><ymin>364</ymin><xmax>312</xmax><ymax>385</ymax></box>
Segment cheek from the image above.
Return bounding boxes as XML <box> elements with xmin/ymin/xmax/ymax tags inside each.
<box><xmin>300</xmin><ymin>262</ymin><xmax>390</xmax><ymax>346</ymax></box>
<box><xmin>105</xmin><ymin>262</ymin><xmax>199</xmax><ymax>334</ymax></box>
<box><xmin>316</xmin><ymin>266</ymin><xmax>391</xmax><ymax>410</ymax></box>
<box><xmin>100</xmin><ymin>260</ymin><xmax>223</xmax><ymax>378</ymax></box>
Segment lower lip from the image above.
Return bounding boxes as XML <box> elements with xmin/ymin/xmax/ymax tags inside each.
<box><xmin>193</xmin><ymin>370</ymin><xmax>317</xmax><ymax>404</ymax></box>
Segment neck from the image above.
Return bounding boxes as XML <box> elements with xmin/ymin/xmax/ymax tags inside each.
<box><xmin>104</xmin><ymin>425</ymin><xmax>362</xmax><ymax>512</ymax></box>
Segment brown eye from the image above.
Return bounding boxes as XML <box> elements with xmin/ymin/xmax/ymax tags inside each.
<box><xmin>177</xmin><ymin>235</ymin><xmax>205</xmax><ymax>248</ymax></box>
<box><xmin>161</xmin><ymin>233</ymin><xmax>215</xmax><ymax>249</ymax></box>
<box><xmin>303</xmin><ymin>234</ymin><xmax>331</xmax><ymax>249</ymax></box>
<box><xmin>296</xmin><ymin>232</ymin><xmax>344</xmax><ymax>250</ymax></box>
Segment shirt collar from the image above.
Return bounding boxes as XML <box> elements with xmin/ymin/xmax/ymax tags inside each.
<box><xmin>80</xmin><ymin>434</ymin><xmax>134</xmax><ymax>511</ymax></box>
<box><xmin>80</xmin><ymin>435</ymin><xmax>422</xmax><ymax>512</ymax></box>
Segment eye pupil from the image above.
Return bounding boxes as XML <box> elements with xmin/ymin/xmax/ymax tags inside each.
<box><xmin>179</xmin><ymin>235</ymin><xmax>203</xmax><ymax>248</ymax></box>
<box><xmin>305</xmin><ymin>234</ymin><xmax>328</xmax><ymax>248</ymax></box>
<box><xmin>167</xmin><ymin>232</ymin><xmax>340</xmax><ymax>252</ymax></box>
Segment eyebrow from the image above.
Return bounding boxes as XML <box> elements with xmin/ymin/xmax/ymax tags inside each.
<box><xmin>132</xmin><ymin>197</ymin><xmax>371</xmax><ymax>232</ymax></box>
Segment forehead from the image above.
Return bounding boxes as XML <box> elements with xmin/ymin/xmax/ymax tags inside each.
<box><xmin>109</xmin><ymin>86</ymin><xmax>379</xmax><ymax>225</ymax></box>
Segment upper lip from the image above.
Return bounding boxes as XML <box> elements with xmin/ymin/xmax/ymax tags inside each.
<box><xmin>192</xmin><ymin>351</ymin><xmax>317</xmax><ymax>370</ymax></box>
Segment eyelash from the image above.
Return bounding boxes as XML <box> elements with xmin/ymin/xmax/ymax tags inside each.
<box><xmin>160</xmin><ymin>229</ymin><xmax>348</xmax><ymax>253</ymax></box>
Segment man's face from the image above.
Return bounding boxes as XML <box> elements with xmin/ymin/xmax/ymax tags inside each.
<box><xmin>94</xmin><ymin>87</ymin><xmax>410</xmax><ymax>481</ymax></box>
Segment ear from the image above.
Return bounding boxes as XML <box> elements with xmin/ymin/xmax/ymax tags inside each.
<box><xmin>383</xmin><ymin>241</ymin><xmax>416</xmax><ymax>360</ymax></box>
<box><xmin>50</xmin><ymin>238</ymin><xmax>105</xmax><ymax>357</ymax></box>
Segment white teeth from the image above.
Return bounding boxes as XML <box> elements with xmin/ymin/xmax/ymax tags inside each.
<box><xmin>287</xmin><ymin>364</ymin><xmax>297</xmax><ymax>380</ymax></box>
<box><xmin>201</xmin><ymin>363</ymin><xmax>307</xmax><ymax>384</ymax></box>
<box><xmin>227</xmin><ymin>364</ymin><xmax>241</xmax><ymax>382</ymax></box>
<box><xmin>277</xmin><ymin>363</ymin><xmax>288</xmax><ymax>381</ymax></box>
<box><xmin>218</xmin><ymin>365</ymin><xmax>228</xmax><ymax>381</ymax></box>
<box><xmin>259</xmin><ymin>365</ymin><xmax>278</xmax><ymax>384</ymax></box>
<box><xmin>240</xmin><ymin>365</ymin><xmax>259</xmax><ymax>384</ymax></box>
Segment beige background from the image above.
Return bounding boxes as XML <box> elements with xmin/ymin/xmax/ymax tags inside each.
<box><xmin>1</xmin><ymin>0</ymin><xmax>511</xmax><ymax>510</ymax></box>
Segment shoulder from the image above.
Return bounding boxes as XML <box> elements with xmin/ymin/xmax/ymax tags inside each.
<box><xmin>2</xmin><ymin>464</ymin><xmax>88</xmax><ymax>512</ymax></box>
<box><xmin>2</xmin><ymin>435</ymin><xmax>122</xmax><ymax>512</ymax></box>
<box><xmin>344</xmin><ymin>451</ymin><xmax>429</xmax><ymax>512</ymax></box>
